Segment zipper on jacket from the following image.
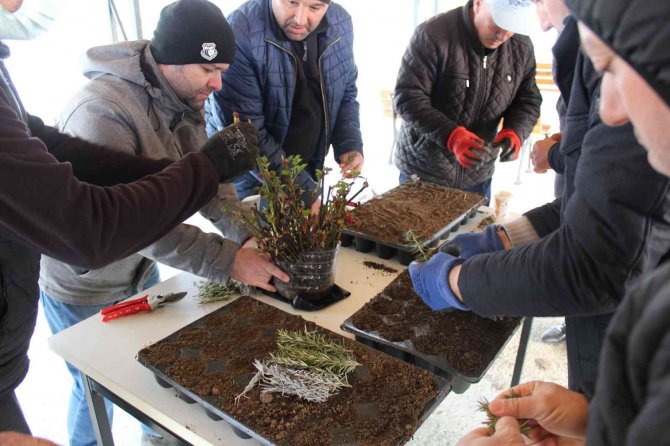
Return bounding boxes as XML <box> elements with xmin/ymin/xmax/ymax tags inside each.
<box><xmin>459</xmin><ymin>51</ymin><xmax>489</xmax><ymax>189</ymax></box>
<box><xmin>266</xmin><ymin>39</ymin><xmax>299</xmax><ymax>113</ymax></box>
<box><xmin>317</xmin><ymin>36</ymin><xmax>343</xmax><ymax>161</ymax></box>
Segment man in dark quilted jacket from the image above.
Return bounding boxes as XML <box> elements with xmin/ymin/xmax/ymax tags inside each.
<box><xmin>394</xmin><ymin>0</ymin><xmax>541</xmax><ymax>202</ymax></box>
<box><xmin>206</xmin><ymin>0</ymin><xmax>364</xmax><ymax>211</ymax></box>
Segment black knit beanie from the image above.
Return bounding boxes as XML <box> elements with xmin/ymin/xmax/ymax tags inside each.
<box><xmin>566</xmin><ymin>0</ymin><xmax>670</xmax><ymax>108</ymax></box>
<box><xmin>151</xmin><ymin>0</ymin><xmax>235</xmax><ymax>65</ymax></box>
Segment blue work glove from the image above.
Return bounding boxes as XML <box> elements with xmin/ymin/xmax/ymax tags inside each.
<box><xmin>442</xmin><ymin>225</ymin><xmax>504</xmax><ymax>259</ymax></box>
<box><xmin>408</xmin><ymin>252</ymin><xmax>469</xmax><ymax>312</ymax></box>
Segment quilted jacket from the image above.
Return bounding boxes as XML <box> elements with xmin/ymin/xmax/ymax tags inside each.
<box><xmin>205</xmin><ymin>0</ymin><xmax>363</xmax><ymax>195</ymax></box>
<box><xmin>393</xmin><ymin>1</ymin><xmax>541</xmax><ymax>188</ymax></box>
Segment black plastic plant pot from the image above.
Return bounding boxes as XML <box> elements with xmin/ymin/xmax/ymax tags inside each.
<box><xmin>340</xmin><ymin>233</ymin><xmax>354</xmax><ymax>247</ymax></box>
<box><xmin>354</xmin><ymin>237</ymin><xmax>374</xmax><ymax>253</ymax></box>
<box><xmin>375</xmin><ymin>243</ymin><xmax>395</xmax><ymax>259</ymax></box>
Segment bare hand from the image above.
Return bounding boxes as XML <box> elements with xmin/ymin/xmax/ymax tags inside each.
<box><xmin>339</xmin><ymin>151</ymin><xmax>364</xmax><ymax>178</ymax></box>
<box><xmin>231</xmin><ymin>247</ymin><xmax>289</xmax><ymax>292</ymax></box>
<box><xmin>310</xmin><ymin>198</ymin><xmax>322</xmax><ymax>216</ymax></box>
<box><xmin>489</xmin><ymin>381</ymin><xmax>588</xmax><ymax>445</ymax></box>
<box><xmin>531</xmin><ymin>138</ymin><xmax>557</xmax><ymax>173</ymax></box>
<box><xmin>457</xmin><ymin>417</ymin><xmax>527</xmax><ymax>446</ymax></box>
<box><xmin>0</xmin><ymin>432</ymin><xmax>60</xmax><ymax>446</ymax></box>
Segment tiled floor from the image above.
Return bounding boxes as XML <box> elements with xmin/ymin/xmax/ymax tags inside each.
<box><xmin>16</xmin><ymin>153</ymin><xmax>565</xmax><ymax>445</ymax></box>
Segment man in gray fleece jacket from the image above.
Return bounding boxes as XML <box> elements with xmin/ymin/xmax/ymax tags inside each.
<box><xmin>37</xmin><ymin>1</ymin><xmax>287</xmax><ymax>445</ymax></box>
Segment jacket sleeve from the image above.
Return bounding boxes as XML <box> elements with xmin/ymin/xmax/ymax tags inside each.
<box><xmin>0</xmin><ymin>100</ymin><xmax>218</xmax><ymax>269</ymax></box>
<box><xmin>501</xmin><ymin>41</ymin><xmax>542</xmax><ymax>140</ymax></box>
<box><xmin>30</xmin><ymin>115</ymin><xmax>172</xmax><ymax>185</ymax></box>
<box><xmin>59</xmin><ymin>96</ymin><xmax>244</xmax><ymax>281</ymax></box>
<box><xmin>393</xmin><ymin>25</ymin><xmax>459</xmax><ymax>146</ymax></box>
<box><xmin>458</xmin><ymin>122</ymin><xmax>670</xmax><ymax>317</ymax></box>
<box><xmin>523</xmin><ymin>197</ymin><xmax>562</xmax><ymax>238</ymax></box>
<box><xmin>211</xmin><ymin>13</ymin><xmax>317</xmax><ymax>196</ymax></box>
<box><xmin>331</xmin><ymin>24</ymin><xmax>363</xmax><ymax>161</ymax></box>
<box><xmin>547</xmin><ymin>142</ymin><xmax>565</xmax><ymax>173</ymax></box>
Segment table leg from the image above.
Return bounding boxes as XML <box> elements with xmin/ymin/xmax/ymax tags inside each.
<box><xmin>510</xmin><ymin>317</ymin><xmax>533</xmax><ymax>387</ymax></box>
<box><xmin>82</xmin><ymin>372</ymin><xmax>115</xmax><ymax>446</ymax></box>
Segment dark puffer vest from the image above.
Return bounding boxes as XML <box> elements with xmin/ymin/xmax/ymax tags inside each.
<box><xmin>393</xmin><ymin>1</ymin><xmax>541</xmax><ymax>188</ymax></box>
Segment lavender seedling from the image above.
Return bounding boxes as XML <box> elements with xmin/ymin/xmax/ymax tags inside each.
<box><xmin>196</xmin><ymin>280</ymin><xmax>247</xmax><ymax>304</ymax></box>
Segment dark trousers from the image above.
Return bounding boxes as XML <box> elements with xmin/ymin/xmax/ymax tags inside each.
<box><xmin>566</xmin><ymin>312</ymin><xmax>615</xmax><ymax>399</ymax></box>
<box><xmin>0</xmin><ymin>391</ymin><xmax>31</xmax><ymax>434</ymax></box>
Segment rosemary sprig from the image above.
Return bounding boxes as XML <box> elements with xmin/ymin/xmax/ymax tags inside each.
<box><xmin>235</xmin><ymin>328</ymin><xmax>360</xmax><ymax>404</ymax></box>
<box><xmin>403</xmin><ymin>229</ymin><xmax>436</xmax><ymax>262</ymax></box>
<box><xmin>196</xmin><ymin>280</ymin><xmax>247</xmax><ymax>304</ymax></box>
<box><xmin>478</xmin><ymin>390</ymin><xmax>532</xmax><ymax>436</ymax></box>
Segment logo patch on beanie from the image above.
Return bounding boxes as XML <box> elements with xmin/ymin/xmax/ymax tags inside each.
<box><xmin>200</xmin><ymin>43</ymin><xmax>218</xmax><ymax>61</ymax></box>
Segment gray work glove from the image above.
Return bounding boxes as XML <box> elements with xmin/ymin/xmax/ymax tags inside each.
<box><xmin>201</xmin><ymin>121</ymin><xmax>259</xmax><ymax>182</ymax></box>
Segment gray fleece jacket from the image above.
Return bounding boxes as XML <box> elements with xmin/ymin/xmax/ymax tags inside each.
<box><xmin>39</xmin><ymin>40</ymin><xmax>247</xmax><ymax>305</ymax></box>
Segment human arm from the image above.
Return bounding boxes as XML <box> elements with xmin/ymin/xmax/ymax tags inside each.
<box><xmin>30</xmin><ymin>114</ymin><xmax>172</xmax><ymax>186</ymax></box>
<box><xmin>454</xmin><ymin>122</ymin><xmax>670</xmax><ymax>317</ymax></box>
<box><xmin>499</xmin><ymin>42</ymin><xmax>542</xmax><ymax>145</ymax></box>
<box><xmin>0</xmin><ymin>100</ymin><xmax>218</xmax><ymax>269</ymax></box>
<box><xmin>393</xmin><ymin>24</ymin><xmax>461</xmax><ymax>149</ymax></box>
<box><xmin>338</xmin><ymin>151</ymin><xmax>364</xmax><ymax>177</ymax></box>
<box><xmin>330</xmin><ymin>27</ymin><xmax>364</xmax><ymax>167</ymax></box>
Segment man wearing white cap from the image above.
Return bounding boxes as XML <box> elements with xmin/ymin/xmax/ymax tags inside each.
<box><xmin>394</xmin><ymin>0</ymin><xmax>541</xmax><ymax>202</ymax></box>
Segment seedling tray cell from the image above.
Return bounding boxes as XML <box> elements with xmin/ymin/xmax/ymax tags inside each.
<box><xmin>342</xmin><ymin>182</ymin><xmax>485</xmax><ymax>265</ymax></box>
<box><xmin>341</xmin><ymin>272</ymin><xmax>521</xmax><ymax>393</ymax></box>
<box><xmin>137</xmin><ymin>296</ymin><xmax>451</xmax><ymax>446</ymax></box>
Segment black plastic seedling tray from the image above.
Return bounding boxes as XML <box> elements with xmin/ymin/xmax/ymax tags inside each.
<box><xmin>341</xmin><ymin>317</ymin><xmax>520</xmax><ymax>393</ymax></box>
<box><xmin>137</xmin><ymin>297</ymin><xmax>452</xmax><ymax>445</ymax></box>
<box><xmin>341</xmin><ymin>185</ymin><xmax>486</xmax><ymax>266</ymax></box>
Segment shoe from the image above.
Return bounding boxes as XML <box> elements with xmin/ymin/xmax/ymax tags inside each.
<box><xmin>541</xmin><ymin>322</ymin><xmax>566</xmax><ymax>343</ymax></box>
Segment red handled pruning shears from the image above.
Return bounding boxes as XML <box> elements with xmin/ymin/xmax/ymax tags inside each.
<box><xmin>100</xmin><ymin>291</ymin><xmax>187</xmax><ymax>323</ymax></box>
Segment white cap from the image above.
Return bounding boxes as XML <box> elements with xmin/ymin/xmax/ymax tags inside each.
<box><xmin>487</xmin><ymin>0</ymin><xmax>535</xmax><ymax>36</ymax></box>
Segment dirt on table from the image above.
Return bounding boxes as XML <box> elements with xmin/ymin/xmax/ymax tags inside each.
<box><xmin>137</xmin><ymin>297</ymin><xmax>445</xmax><ymax>446</ymax></box>
<box><xmin>347</xmin><ymin>182</ymin><xmax>484</xmax><ymax>245</ymax></box>
<box><xmin>362</xmin><ymin>261</ymin><xmax>398</xmax><ymax>274</ymax></box>
<box><xmin>351</xmin><ymin>271</ymin><xmax>520</xmax><ymax>378</ymax></box>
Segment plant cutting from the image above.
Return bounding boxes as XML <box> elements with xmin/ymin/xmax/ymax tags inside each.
<box><xmin>236</xmin><ymin>155</ymin><xmax>367</xmax><ymax>301</ymax></box>
<box><xmin>478</xmin><ymin>390</ymin><xmax>531</xmax><ymax>436</ymax></box>
<box><xmin>236</xmin><ymin>327</ymin><xmax>360</xmax><ymax>403</ymax></box>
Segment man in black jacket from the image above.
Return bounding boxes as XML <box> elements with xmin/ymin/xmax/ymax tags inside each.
<box><xmin>393</xmin><ymin>0</ymin><xmax>541</xmax><ymax>201</ymax></box>
<box><xmin>409</xmin><ymin>0</ymin><xmax>670</xmax><ymax>398</ymax></box>
<box><xmin>458</xmin><ymin>0</ymin><xmax>670</xmax><ymax>444</ymax></box>
<box><xmin>0</xmin><ymin>0</ymin><xmax>260</xmax><ymax>433</ymax></box>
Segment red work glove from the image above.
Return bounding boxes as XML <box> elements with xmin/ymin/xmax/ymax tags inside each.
<box><xmin>494</xmin><ymin>128</ymin><xmax>522</xmax><ymax>162</ymax></box>
<box><xmin>447</xmin><ymin>126</ymin><xmax>485</xmax><ymax>169</ymax></box>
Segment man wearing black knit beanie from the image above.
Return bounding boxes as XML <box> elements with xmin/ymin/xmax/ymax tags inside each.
<box><xmin>207</xmin><ymin>0</ymin><xmax>364</xmax><ymax>212</ymax></box>
<box><xmin>37</xmin><ymin>1</ymin><xmax>287</xmax><ymax>445</ymax></box>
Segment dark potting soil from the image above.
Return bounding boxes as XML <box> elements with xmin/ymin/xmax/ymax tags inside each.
<box><xmin>351</xmin><ymin>271</ymin><xmax>521</xmax><ymax>377</ymax></box>
<box><xmin>362</xmin><ymin>261</ymin><xmax>399</xmax><ymax>274</ymax></box>
<box><xmin>138</xmin><ymin>296</ymin><xmax>444</xmax><ymax>446</ymax></box>
<box><xmin>347</xmin><ymin>182</ymin><xmax>484</xmax><ymax>244</ymax></box>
